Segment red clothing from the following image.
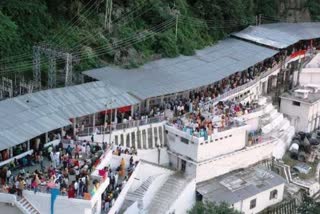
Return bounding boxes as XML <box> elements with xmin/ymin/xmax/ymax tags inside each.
<box><xmin>68</xmin><ymin>187</ymin><xmax>75</xmax><ymax>198</ymax></box>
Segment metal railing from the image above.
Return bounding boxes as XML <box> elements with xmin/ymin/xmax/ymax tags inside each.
<box><xmin>77</xmin><ymin>115</ymin><xmax>165</xmax><ymax>136</ymax></box>
<box><xmin>202</xmin><ymin>62</ymin><xmax>283</xmax><ymax>108</ymax></box>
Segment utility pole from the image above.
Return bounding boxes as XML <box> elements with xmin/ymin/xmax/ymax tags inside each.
<box><xmin>48</xmin><ymin>50</ymin><xmax>57</xmax><ymax>89</ymax></box>
<box><xmin>33</xmin><ymin>46</ymin><xmax>41</xmax><ymax>90</ymax></box>
<box><xmin>259</xmin><ymin>14</ymin><xmax>262</xmax><ymax>25</ymax></box>
<box><xmin>175</xmin><ymin>13</ymin><xmax>179</xmax><ymax>42</ymax></box>
<box><xmin>1</xmin><ymin>77</ymin><xmax>13</xmax><ymax>98</ymax></box>
<box><xmin>104</xmin><ymin>0</ymin><xmax>112</xmax><ymax>32</ymax></box>
<box><xmin>108</xmin><ymin>0</ymin><xmax>113</xmax><ymax>32</ymax></box>
<box><xmin>170</xmin><ymin>6</ymin><xmax>180</xmax><ymax>43</ymax></box>
<box><xmin>33</xmin><ymin>44</ymin><xmax>78</xmax><ymax>88</ymax></box>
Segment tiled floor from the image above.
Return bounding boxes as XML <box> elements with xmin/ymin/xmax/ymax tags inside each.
<box><xmin>0</xmin><ymin>202</ymin><xmax>22</xmax><ymax>214</ymax></box>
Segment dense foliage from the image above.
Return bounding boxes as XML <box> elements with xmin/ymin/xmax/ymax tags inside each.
<box><xmin>188</xmin><ymin>201</ymin><xmax>241</xmax><ymax>214</ymax></box>
<box><xmin>297</xmin><ymin>196</ymin><xmax>320</xmax><ymax>214</ymax></box>
<box><xmin>0</xmin><ymin>0</ymin><xmax>311</xmax><ymax>77</ymax></box>
<box><xmin>306</xmin><ymin>0</ymin><xmax>320</xmax><ymax>21</ymax></box>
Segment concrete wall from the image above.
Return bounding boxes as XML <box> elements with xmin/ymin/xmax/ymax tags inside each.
<box><xmin>197</xmin><ymin>126</ymin><xmax>247</xmax><ymax>161</ymax></box>
<box><xmin>167</xmin><ymin>132</ymin><xmax>199</xmax><ymax>161</ymax></box>
<box><xmin>300</xmin><ymin>69</ymin><xmax>320</xmax><ymax>86</ymax></box>
<box><xmin>137</xmin><ymin>148</ymin><xmax>170</xmax><ymax>166</ymax></box>
<box><xmin>233</xmin><ymin>183</ymin><xmax>285</xmax><ymax>214</ymax></box>
<box><xmin>22</xmin><ymin>191</ymin><xmax>92</xmax><ymax>214</ymax></box>
<box><xmin>196</xmin><ymin>141</ymin><xmax>275</xmax><ymax>183</ymax></box>
<box><xmin>166</xmin><ymin>125</ymin><xmax>247</xmax><ymax>162</ymax></box>
<box><xmin>280</xmin><ymin>98</ymin><xmax>312</xmax><ymax>132</ymax></box>
<box><xmin>167</xmin><ymin>179</ymin><xmax>196</xmax><ymax>214</ymax></box>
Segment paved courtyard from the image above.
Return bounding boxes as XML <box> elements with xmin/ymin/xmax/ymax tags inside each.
<box><xmin>0</xmin><ymin>203</ymin><xmax>22</xmax><ymax>214</ymax></box>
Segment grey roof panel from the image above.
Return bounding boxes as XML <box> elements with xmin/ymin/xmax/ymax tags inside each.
<box><xmin>84</xmin><ymin>38</ymin><xmax>278</xmax><ymax>99</ymax></box>
<box><xmin>0</xmin><ymin>81</ymin><xmax>138</xmax><ymax>150</ymax></box>
<box><xmin>233</xmin><ymin>22</ymin><xmax>320</xmax><ymax>49</ymax></box>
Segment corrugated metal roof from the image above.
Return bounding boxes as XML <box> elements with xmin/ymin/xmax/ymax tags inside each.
<box><xmin>83</xmin><ymin>38</ymin><xmax>278</xmax><ymax>99</ymax></box>
<box><xmin>233</xmin><ymin>22</ymin><xmax>320</xmax><ymax>49</ymax></box>
<box><xmin>0</xmin><ymin>81</ymin><xmax>138</xmax><ymax>150</ymax></box>
<box><xmin>197</xmin><ymin>168</ymin><xmax>286</xmax><ymax>204</ymax></box>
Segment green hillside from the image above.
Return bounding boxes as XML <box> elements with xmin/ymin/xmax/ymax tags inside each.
<box><xmin>0</xmin><ymin>0</ymin><xmax>318</xmax><ymax>78</ymax></box>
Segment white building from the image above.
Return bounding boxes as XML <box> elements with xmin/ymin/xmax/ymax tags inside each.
<box><xmin>197</xmin><ymin>167</ymin><xmax>286</xmax><ymax>214</ymax></box>
<box><xmin>280</xmin><ymin>86</ymin><xmax>320</xmax><ymax>132</ymax></box>
<box><xmin>164</xmin><ymin>95</ymin><xmax>294</xmax><ymax>183</ymax></box>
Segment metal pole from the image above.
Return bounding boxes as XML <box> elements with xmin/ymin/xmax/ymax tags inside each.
<box><xmin>175</xmin><ymin>14</ymin><xmax>179</xmax><ymax>42</ymax></box>
<box><xmin>109</xmin><ymin>108</ymin><xmax>113</xmax><ymax>146</ymax></box>
<box><xmin>103</xmin><ymin>104</ymin><xmax>107</xmax><ymax>143</ymax></box>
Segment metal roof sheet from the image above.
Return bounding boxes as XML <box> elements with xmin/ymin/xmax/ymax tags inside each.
<box><xmin>0</xmin><ymin>81</ymin><xmax>138</xmax><ymax>150</ymax></box>
<box><xmin>84</xmin><ymin>38</ymin><xmax>278</xmax><ymax>99</ymax></box>
<box><xmin>233</xmin><ymin>22</ymin><xmax>320</xmax><ymax>49</ymax></box>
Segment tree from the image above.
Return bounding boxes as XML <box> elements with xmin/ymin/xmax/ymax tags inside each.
<box><xmin>188</xmin><ymin>201</ymin><xmax>242</xmax><ymax>214</ymax></box>
<box><xmin>298</xmin><ymin>196</ymin><xmax>320</xmax><ymax>214</ymax></box>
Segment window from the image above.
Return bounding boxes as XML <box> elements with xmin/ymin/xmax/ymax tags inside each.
<box><xmin>180</xmin><ymin>137</ymin><xmax>189</xmax><ymax>144</ymax></box>
<box><xmin>215</xmin><ymin>139</ymin><xmax>218</xmax><ymax>141</ymax></box>
<box><xmin>229</xmin><ymin>135</ymin><xmax>232</xmax><ymax>137</ymax></box>
<box><xmin>270</xmin><ymin>189</ymin><xmax>278</xmax><ymax>200</ymax></box>
<box><xmin>292</xmin><ymin>101</ymin><xmax>301</xmax><ymax>106</ymax></box>
<box><xmin>250</xmin><ymin>199</ymin><xmax>256</xmax><ymax>209</ymax></box>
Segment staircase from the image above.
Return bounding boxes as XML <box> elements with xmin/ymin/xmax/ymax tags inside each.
<box><xmin>145</xmin><ymin>173</ymin><xmax>189</xmax><ymax>214</ymax></box>
<box><xmin>16</xmin><ymin>197</ymin><xmax>40</xmax><ymax>214</ymax></box>
<box><xmin>120</xmin><ymin>174</ymin><xmax>159</xmax><ymax>213</ymax></box>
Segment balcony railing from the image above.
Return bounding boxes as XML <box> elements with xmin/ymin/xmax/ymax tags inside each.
<box><xmin>202</xmin><ymin>62</ymin><xmax>282</xmax><ymax>109</ymax></box>
<box><xmin>77</xmin><ymin>115</ymin><xmax>165</xmax><ymax>136</ymax></box>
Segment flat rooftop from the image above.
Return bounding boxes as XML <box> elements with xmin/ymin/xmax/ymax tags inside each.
<box><xmin>280</xmin><ymin>87</ymin><xmax>320</xmax><ymax>104</ymax></box>
<box><xmin>197</xmin><ymin>167</ymin><xmax>286</xmax><ymax>204</ymax></box>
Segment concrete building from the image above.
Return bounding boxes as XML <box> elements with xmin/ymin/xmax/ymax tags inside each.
<box><xmin>280</xmin><ymin>85</ymin><xmax>320</xmax><ymax>132</ymax></box>
<box><xmin>165</xmin><ymin>95</ymin><xmax>294</xmax><ymax>183</ymax></box>
<box><xmin>197</xmin><ymin>167</ymin><xmax>286</xmax><ymax>214</ymax></box>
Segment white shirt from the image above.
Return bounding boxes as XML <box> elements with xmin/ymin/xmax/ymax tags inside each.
<box><xmin>6</xmin><ymin>170</ymin><xmax>11</xmax><ymax>178</ymax></box>
<box><xmin>74</xmin><ymin>182</ymin><xmax>78</xmax><ymax>190</ymax></box>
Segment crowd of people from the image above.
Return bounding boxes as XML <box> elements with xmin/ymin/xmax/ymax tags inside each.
<box><xmin>0</xmin><ymin>139</ymin><xmax>107</xmax><ymax>200</ymax></box>
<box><xmin>100</xmin><ymin>154</ymin><xmax>138</xmax><ymax>213</ymax></box>
<box><xmin>171</xmin><ymin>98</ymin><xmax>261</xmax><ymax>140</ymax></box>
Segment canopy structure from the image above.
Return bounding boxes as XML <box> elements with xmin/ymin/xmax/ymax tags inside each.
<box><xmin>84</xmin><ymin>38</ymin><xmax>278</xmax><ymax>100</ymax></box>
<box><xmin>232</xmin><ymin>22</ymin><xmax>320</xmax><ymax>49</ymax></box>
<box><xmin>0</xmin><ymin>81</ymin><xmax>139</xmax><ymax>150</ymax></box>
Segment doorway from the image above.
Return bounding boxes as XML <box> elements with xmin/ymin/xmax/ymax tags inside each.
<box><xmin>181</xmin><ymin>159</ymin><xmax>186</xmax><ymax>173</ymax></box>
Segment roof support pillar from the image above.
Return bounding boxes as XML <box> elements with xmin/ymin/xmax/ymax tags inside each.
<box><xmin>128</xmin><ymin>133</ymin><xmax>132</xmax><ymax>148</ymax></box>
<box><xmin>131</xmin><ymin>105</ymin><xmax>134</xmax><ymax>117</ymax></box>
<box><xmin>160</xmin><ymin>96</ymin><xmax>164</xmax><ymax>106</ymax></box>
<box><xmin>157</xmin><ymin>126</ymin><xmax>161</xmax><ymax>147</ymax></box>
<box><xmin>92</xmin><ymin>113</ymin><xmax>96</xmax><ymax>128</ymax></box>
<box><xmin>146</xmin><ymin>99</ymin><xmax>150</xmax><ymax>112</ymax></box>
<box><xmin>114</xmin><ymin>108</ymin><xmax>118</xmax><ymax>124</ymax></box>
<box><xmin>9</xmin><ymin>148</ymin><xmax>13</xmax><ymax>158</ymax></box>
<box><xmin>45</xmin><ymin>132</ymin><xmax>48</xmax><ymax>144</ymax></box>
<box><xmin>73</xmin><ymin>118</ymin><xmax>77</xmax><ymax>137</ymax></box>
<box><xmin>151</xmin><ymin>126</ymin><xmax>155</xmax><ymax>149</ymax></box>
